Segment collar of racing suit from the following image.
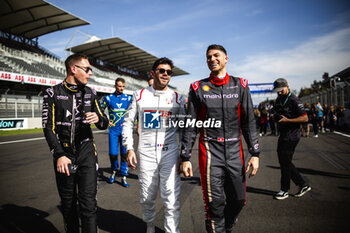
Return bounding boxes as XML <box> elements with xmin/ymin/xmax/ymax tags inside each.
<box><xmin>63</xmin><ymin>79</ymin><xmax>85</xmax><ymax>93</ymax></box>
<box><xmin>150</xmin><ymin>85</ymin><xmax>168</xmax><ymax>96</ymax></box>
<box><xmin>209</xmin><ymin>73</ymin><xmax>230</xmax><ymax>86</ymax></box>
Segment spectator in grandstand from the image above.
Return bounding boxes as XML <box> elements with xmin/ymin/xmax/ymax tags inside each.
<box><xmin>101</xmin><ymin>78</ymin><xmax>132</xmax><ymax>187</ymax></box>
<box><xmin>42</xmin><ymin>53</ymin><xmax>109</xmax><ymax>233</ymax></box>
<box><xmin>123</xmin><ymin>57</ymin><xmax>186</xmax><ymax>233</ymax></box>
<box><xmin>272</xmin><ymin>78</ymin><xmax>311</xmax><ymax>200</ymax></box>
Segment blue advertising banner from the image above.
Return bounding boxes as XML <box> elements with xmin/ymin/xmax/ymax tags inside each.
<box><xmin>248</xmin><ymin>83</ymin><xmax>274</xmax><ymax>94</ymax></box>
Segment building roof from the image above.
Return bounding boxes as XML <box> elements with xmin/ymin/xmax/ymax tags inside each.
<box><xmin>0</xmin><ymin>0</ymin><xmax>90</xmax><ymax>39</ymax></box>
<box><xmin>67</xmin><ymin>37</ymin><xmax>189</xmax><ymax>76</ymax></box>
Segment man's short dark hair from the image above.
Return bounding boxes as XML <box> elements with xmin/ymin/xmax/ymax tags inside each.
<box><xmin>152</xmin><ymin>57</ymin><xmax>174</xmax><ymax>71</ymax></box>
<box><xmin>206</xmin><ymin>44</ymin><xmax>227</xmax><ymax>55</ymax></box>
<box><xmin>65</xmin><ymin>53</ymin><xmax>88</xmax><ymax>73</ymax></box>
<box><xmin>116</xmin><ymin>77</ymin><xmax>125</xmax><ymax>85</ymax></box>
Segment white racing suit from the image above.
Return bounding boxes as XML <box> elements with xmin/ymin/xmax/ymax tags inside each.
<box><xmin>122</xmin><ymin>86</ymin><xmax>186</xmax><ymax>233</ymax></box>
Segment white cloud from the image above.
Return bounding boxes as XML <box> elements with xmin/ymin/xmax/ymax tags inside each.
<box><xmin>171</xmin><ymin>27</ymin><xmax>350</xmax><ymax>104</ymax></box>
<box><xmin>230</xmin><ymin>27</ymin><xmax>350</xmax><ymax>92</ymax></box>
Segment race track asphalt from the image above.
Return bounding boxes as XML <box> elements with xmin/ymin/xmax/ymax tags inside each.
<box><xmin>0</xmin><ymin>130</ymin><xmax>349</xmax><ymax>233</ymax></box>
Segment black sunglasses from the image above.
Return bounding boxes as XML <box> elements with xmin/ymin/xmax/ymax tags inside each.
<box><xmin>75</xmin><ymin>65</ymin><xmax>93</xmax><ymax>73</ymax></box>
<box><xmin>156</xmin><ymin>68</ymin><xmax>173</xmax><ymax>76</ymax></box>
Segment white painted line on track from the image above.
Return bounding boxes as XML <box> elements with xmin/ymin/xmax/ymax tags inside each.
<box><xmin>334</xmin><ymin>131</ymin><xmax>350</xmax><ymax>138</ymax></box>
<box><xmin>0</xmin><ymin>130</ymin><xmax>107</xmax><ymax>145</ymax></box>
<box><xmin>0</xmin><ymin>137</ymin><xmax>45</xmax><ymax>145</ymax></box>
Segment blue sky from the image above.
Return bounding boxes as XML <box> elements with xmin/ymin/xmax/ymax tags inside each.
<box><xmin>39</xmin><ymin>0</ymin><xmax>350</xmax><ymax>103</ymax></box>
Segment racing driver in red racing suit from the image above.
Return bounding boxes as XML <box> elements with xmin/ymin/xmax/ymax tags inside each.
<box><xmin>180</xmin><ymin>44</ymin><xmax>260</xmax><ymax>233</ymax></box>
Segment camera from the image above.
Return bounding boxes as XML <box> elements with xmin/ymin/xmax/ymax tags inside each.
<box><xmin>270</xmin><ymin>104</ymin><xmax>292</xmax><ymax>122</ymax></box>
<box><xmin>270</xmin><ymin>104</ymin><xmax>284</xmax><ymax>122</ymax></box>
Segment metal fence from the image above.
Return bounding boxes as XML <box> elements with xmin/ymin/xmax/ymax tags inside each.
<box><xmin>300</xmin><ymin>81</ymin><xmax>350</xmax><ymax>109</ymax></box>
<box><xmin>0</xmin><ymin>96</ymin><xmax>43</xmax><ymax>118</ymax></box>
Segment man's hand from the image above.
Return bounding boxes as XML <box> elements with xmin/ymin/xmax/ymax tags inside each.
<box><xmin>181</xmin><ymin>161</ymin><xmax>193</xmax><ymax>177</ymax></box>
<box><xmin>176</xmin><ymin>157</ymin><xmax>182</xmax><ymax>174</ymax></box>
<box><xmin>245</xmin><ymin>156</ymin><xmax>259</xmax><ymax>178</ymax></box>
<box><xmin>85</xmin><ymin>112</ymin><xmax>99</xmax><ymax>124</ymax></box>
<box><xmin>278</xmin><ymin>115</ymin><xmax>288</xmax><ymax>123</ymax></box>
<box><xmin>57</xmin><ymin>156</ymin><xmax>72</xmax><ymax>176</ymax></box>
<box><xmin>108</xmin><ymin>120</ymin><xmax>113</xmax><ymax>127</ymax></box>
<box><xmin>126</xmin><ymin>150</ymin><xmax>137</xmax><ymax>169</ymax></box>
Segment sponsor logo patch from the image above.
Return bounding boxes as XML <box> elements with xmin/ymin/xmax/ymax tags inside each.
<box><xmin>202</xmin><ymin>85</ymin><xmax>210</xmax><ymax>91</ymax></box>
<box><xmin>143</xmin><ymin>111</ymin><xmax>161</xmax><ymax>129</ymax></box>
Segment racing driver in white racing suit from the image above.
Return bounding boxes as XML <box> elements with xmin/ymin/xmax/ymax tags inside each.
<box><xmin>122</xmin><ymin>57</ymin><xmax>185</xmax><ymax>233</ymax></box>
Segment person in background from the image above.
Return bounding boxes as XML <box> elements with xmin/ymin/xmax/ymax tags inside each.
<box><xmin>301</xmin><ymin>103</ymin><xmax>311</xmax><ymax>137</ymax></box>
<box><xmin>323</xmin><ymin>104</ymin><xmax>329</xmax><ymax>132</ymax></box>
<box><xmin>336</xmin><ymin>105</ymin><xmax>344</xmax><ymax>127</ymax></box>
<box><xmin>316</xmin><ymin>101</ymin><xmax>324</xmax><ymax>133</ymax></box>
<box><xmin>328</xmin><ymin>105</ymin><xmax>337</xmax><ymax>132</ymax></box>
<box><xmin>148</xmin><ymin>77</ymin><xmax>154</xmax><ymax>87</ymax></box>
<box><xmin>101</xmin><ymin>78</ymin><xmax>132</xmax><ymax>187</ymax></box>
<box><xmin>310</xmin><ymin>103</ymin><xmax>319</xmax><ymax>138</ymax></box>
<box><xmin>268</xmin><ymin>101</ymin><xmax>277</xmax><ymax>136</ymax></box>
<box><xmin>272</xmin><ymin>78</ymin><xmax>311</xmax><ymax>200</ymax></box>
<box><xmin>259</xmin><ymin>106</ymin><xmax>268</xmax><ymax>136</ymax></box>
<box><xmin>254</xmin><ymin>107</ymin><xmax>261</xmax><ymax>131</ymax></box>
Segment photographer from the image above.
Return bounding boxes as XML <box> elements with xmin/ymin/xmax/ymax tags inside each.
<box><xmin>272</xmin><ymin>78</ymin><xmax>311</xmax><ymax>200</ymax></box>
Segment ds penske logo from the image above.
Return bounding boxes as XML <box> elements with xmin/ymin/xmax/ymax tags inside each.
<box><xmin>143</xmin><ymin>110</ymin><xmax>172</xmax><ymax>129</ymax></box>
<box><xmin>143</xmin><ymin>111</ymin><xmax>161</xmax><ymax>129</ymax></box>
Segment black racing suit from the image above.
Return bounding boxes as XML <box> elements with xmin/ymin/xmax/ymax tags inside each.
<box><xmin>180</xmin><ymin>74</ymin><xmax>260</xmax><ymax>233</ymax></box>
<box><xmin>42</xmin><ymin>80</ymin><xmax>108</xmax><ymax>233</ymax></box>
<box><xmin>274</xmin><ymin>92</ymin><xmax>308</xmax><ymax>192</ymax></box>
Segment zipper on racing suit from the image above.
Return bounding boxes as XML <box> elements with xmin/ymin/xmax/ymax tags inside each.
<box><xmin>71</xmin><ymin>94</ymin><xmax>77</xmax><ymax>154</ymax></box>
<box><xmin>221</xmin><ymin>85</ymin><xmax>227</xmax><ymax>161</ymax></box>
<box><xmin>155</xmin><ymin>93</ymin><xmax>160</xmax><ymax>162</ymax></box>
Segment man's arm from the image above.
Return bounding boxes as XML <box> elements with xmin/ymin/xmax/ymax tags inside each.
<box><xmin>42</xmin><ymin>88</ymin><xmax>72</xmax><ymax>176</ymax></box>
<box><xmin>278</xmin><ymin>114</ymin><xmax>308</xmax><ymax>123</ymax></box>
<box><xmin>91</xmin><ymin>93</ymin><xmax>109</xmax><ymax>129</ymax></box>
<box><xmin>42</xmin><ymin>88</ymin><xmax>66</xmax><ymax>160</ymax></box>
<box><xmin>239</xmin><ymin>80</ymin><xmax>260</xmax><ymax>178</ymax></box>
<box><xmin>180</xmin><ymin>84</ymin><xmax>201</xmax><ymax>177</ymax></box>
<box><xmin>279</xmin><ymin>97</ymin><xmax>308</xmax><ymax>123</ymax></box>
<box><xmin>122</xmin><ymin>92</ymin><xmax>138</xmax><ymax>169</ymax></box>
<box><xmin>240</xmin><ymin>81</ymin><xmax>260</xmax><ymax>157</ymax></box>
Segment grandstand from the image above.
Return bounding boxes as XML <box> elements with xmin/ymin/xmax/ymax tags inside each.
<box><xmin>0</xmin><ymin>0</ymin><xmax>189</xmax><ymax>130</ymax></box>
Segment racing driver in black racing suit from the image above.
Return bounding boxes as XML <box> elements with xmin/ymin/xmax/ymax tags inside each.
<box><xmin>42</xmin><ymin>54</ymin><xmax>108</xmax><ymax>233</ymax></box>
<box><xmin>180</xmin><ymin>45</ymin><xmax>260</xmax><ymax>233</ymax></box>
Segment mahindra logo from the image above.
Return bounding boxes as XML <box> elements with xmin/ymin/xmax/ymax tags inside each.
<box><xmin>203</xmin><ymin>93</ymin><xmax>238</xmax><ymax>99</ymax></box>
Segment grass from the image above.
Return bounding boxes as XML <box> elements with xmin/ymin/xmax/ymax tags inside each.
<box><xmin>0</xmin><ymin>128</ymin><xmax>43</xmax><ymax>136</ymax></box>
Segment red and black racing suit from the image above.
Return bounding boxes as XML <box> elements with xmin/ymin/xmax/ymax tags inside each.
<box><xmin>180</xmin><ymin>74</ymin><xmax>260</xmax><ymax>233</ymax></box>
<box><xmin>42</xmin><ymin>80</ymin><xmax>108</xmax><ymax>233</ymax></box>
